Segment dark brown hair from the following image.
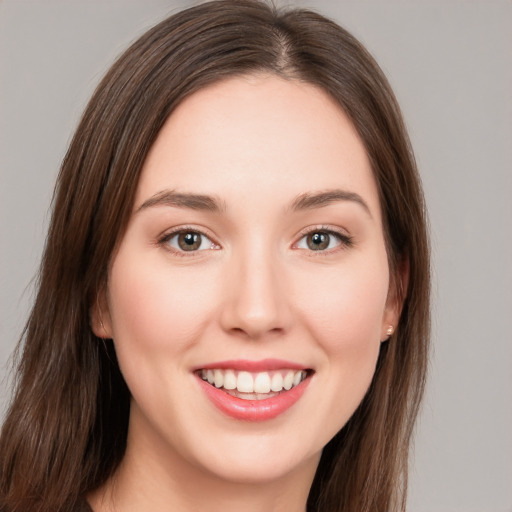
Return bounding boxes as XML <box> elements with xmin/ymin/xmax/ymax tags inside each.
<box><xmin>0</xmin><ymin>1</ymin><xmax>430</xmax><ymax>511</ymax></box>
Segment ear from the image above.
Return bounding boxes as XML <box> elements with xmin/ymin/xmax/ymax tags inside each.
<box><xmin>381</xmin><ymin>255</ymin><xmax>409</xmax><ymax>341</ymax></box>
<box><xmin>90</xmin><ymin>286</ymin><xmax>113</xmax><ymax>339</ymax></box>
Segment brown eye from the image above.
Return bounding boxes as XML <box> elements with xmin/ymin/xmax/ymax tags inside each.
<box><xmin>295</xmin><ymin>229</ymin><xmax>351</xmax><ymax>252</ymax></box>
<box><xmin>306</xmin><ymin>232</ymin><xmax>330</xmax><ymax>250</ymax></box>
<box><xmin>164</xmin><ymin>230</ymin><xmax>216</xmax><ymax>252</ymax></box>
<box><xmin>178</xmin><ymin>232</ymin><xmax>201</xmax><ymax>251</ymax></box>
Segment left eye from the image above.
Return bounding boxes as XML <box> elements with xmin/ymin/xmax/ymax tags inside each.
<box><xmin>296</xmin><ymin>231</ymin><xmax>344</xmax><ymax>251</ymax></box>
<box><xmin>164</xmin><ymin>231</ymin><xmax>216</xmax><ymax>252</ymax></box>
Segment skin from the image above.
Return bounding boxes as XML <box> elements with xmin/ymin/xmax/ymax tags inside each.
<box><xmin>90</xmin><ymin>75</ymin><xmax>401</xmax><ymax>512</ymax></box>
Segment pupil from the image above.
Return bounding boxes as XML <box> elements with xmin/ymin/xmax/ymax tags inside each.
<box><xmin>184</xmin><ymin>233</ymin><xmax>196</xmax><ymax>245</ymax></box>
<box><xmin>308</xmin><ymin>232</ymin><xmax>329</xmax><ymax>250</ymax></box>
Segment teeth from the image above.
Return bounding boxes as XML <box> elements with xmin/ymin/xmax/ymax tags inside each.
<box><xmin>237</xmin><ymin>371</ymin><xmax>254</xmax><ymax>393</ymax></box>
<box><xmin>283</xmin><ymin>371</ymin><xmax>294</xmax><ymax>390</ymax></box>
<box><xmin>200</xmin><ymin>368</ymin><xmax>307</xmax><ymax>395</ymax></box>
<box><xmin>223</xmin><ymin>369</ymin><xmax>237</xmax><ymax>390</ymax></box>
<box><xmin>254</xmin><ymin>372</ymin><xmax>271</xmax><ymax>393</ymax></box>
<box><xmin>270</xmin><ymin>373</ymin><xmax>283</xmax><ymax>392</ymax></box>
<box><xmin>214</xmin><ymin>369</ymin><xmax>224</xmax><ymax>388</ymax></box>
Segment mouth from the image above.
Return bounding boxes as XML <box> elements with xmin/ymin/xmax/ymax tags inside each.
<box><xmin>197</xmin><ymin>368</ymin><xmax>311</xmax><ymax>400</ymax></box>
<box><xmin>194</xmin><ymin>361</ymin><xmax>314</xmax><ymax>421</ymax></box>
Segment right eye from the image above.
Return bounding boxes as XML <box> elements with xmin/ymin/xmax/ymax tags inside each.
<box><xmin>161</xmin><ymin>230</ymin><xmax>218</xmax><ymax>253</ymax></box>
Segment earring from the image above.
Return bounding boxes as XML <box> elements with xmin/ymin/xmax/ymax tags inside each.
<box><xmin>386</xmin><ymin>325</ymin><xmax>394</xmax><ymax>337</ymax></box>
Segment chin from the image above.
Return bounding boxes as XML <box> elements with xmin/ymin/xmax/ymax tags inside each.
<box><xmin>199</xmin><ymin>449</ymin><xmax>320</xmax><ymax>485</ymax></box>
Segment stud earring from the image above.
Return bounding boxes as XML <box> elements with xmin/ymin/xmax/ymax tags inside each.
<box><xmin>386</xmin><ymin>325</ymin><xmax>394</xmax><ymax>337</ymax></box>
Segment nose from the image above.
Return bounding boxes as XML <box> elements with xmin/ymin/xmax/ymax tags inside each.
<box><xmin>219</xmin><ymin>245</ymin><xmax>292</xmax><ymax>339</ymax></box>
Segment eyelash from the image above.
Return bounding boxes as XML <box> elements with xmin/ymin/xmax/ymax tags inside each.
<box><xmin>157</xmin><ymin>225</ymin><xmax>353</xmax><ymax>256</ymax></box>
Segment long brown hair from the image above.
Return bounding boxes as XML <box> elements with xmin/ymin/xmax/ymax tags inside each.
<box><xmin>0</xmin><ymin>1</ymin><xmax>430</xmax><ymax>511</ymax></box>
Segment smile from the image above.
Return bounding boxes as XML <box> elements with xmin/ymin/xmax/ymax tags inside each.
<box><xmin>195</xmin><ymin>360</ymin><xmax>313</xmax><ymax>421</ymax></box>
<box><xmin>199</xmin><ymin>369</ymin><xmax>308</xmax><ymax>399</ymax></box>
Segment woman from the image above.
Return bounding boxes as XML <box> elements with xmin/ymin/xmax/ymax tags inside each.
<box><xmin>0</xmin><ymin>1</ymin><xmax>430</xmax><ymax>511</ymax></box>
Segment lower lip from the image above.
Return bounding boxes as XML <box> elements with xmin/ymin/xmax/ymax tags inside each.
<box><xmin>196</xmin><ymin>375</ymin><xmax>311</xmax><ymax>422</ymax></box>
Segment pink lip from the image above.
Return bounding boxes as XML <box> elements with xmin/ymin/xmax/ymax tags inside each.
<box><xmin>195</xmin><ymin>372</ymin><xmax>312</xmax><ymax>422</ymax></box>
<box><xmin>195</xmin><ymin>358</ymin><xmax>308</xmax><ymax>372</ymax></box>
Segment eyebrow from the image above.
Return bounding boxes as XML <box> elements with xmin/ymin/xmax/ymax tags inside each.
<box><xmin>136</xmin><ymin>188</ymin><xmax>371</xmax><ymax>217</ymax></box>
<box><xmin>290</xmin><ymin>189</ymin><xmax>372</xmax><ymax>217</ymax></box>
<box><xmin>136</xmin><ymin>190</ymin><xmax>225</xmax><ymax>213</ymax></box>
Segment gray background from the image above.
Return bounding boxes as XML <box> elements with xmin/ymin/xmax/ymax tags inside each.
<box><xmin>1</xmin><ymin>1</ymin><xmax>511</xmax><ymax>510</ymax></box>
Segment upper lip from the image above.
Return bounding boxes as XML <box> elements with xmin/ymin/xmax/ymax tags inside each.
<box><xmin>193</xmin><ymin>358</ymin><xmax>310</xmax><ymax>372</ymax></box>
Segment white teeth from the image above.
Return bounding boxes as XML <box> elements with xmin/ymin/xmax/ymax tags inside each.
<box><xmin>214</xmin><ymin>369</ymin><xmax>224</xmax><ymax>388</ymax></box>
<box><xmin>237</xmin><ymin>371</ymin><xmax>254</xmax><ymax>393</ymax></box>
<box><xmin>223</xmin><ymin>369</ymin><xmax>237</xmax><ymax>390</ymax></box>
<box><xmin>254</xmin><ymin>372</ymin><xmax>271</xmax><ymax>393</ymax></box>
<box><xmin>270</xmin><ymin>372</ymin><xmax>284</xmax><ymax>392</ymax></box>
<box><xmin>200</xmin><ymin>368</ymin><xmax>308</xmax><ymax>395</ymax></box>
<box><xmin>283</xmin><ymin>371</ymin><xmax>294</xmax><ymax>390</ymax></box>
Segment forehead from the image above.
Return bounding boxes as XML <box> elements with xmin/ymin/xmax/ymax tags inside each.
<box><xmin>136</xmin><ymin>75</ymin><xmax>381</xmax><ymax>220</ymax></box>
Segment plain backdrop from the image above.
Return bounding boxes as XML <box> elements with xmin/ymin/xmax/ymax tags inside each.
<box><xmin>1</xmin><ymin>1</ymin><xmax>511</xmax><ymax>511</ymax></box>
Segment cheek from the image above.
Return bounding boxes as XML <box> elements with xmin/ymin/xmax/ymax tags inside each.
<box><xmin>296</xmin><ymin>258</ymin><xmax>389</xmax><ymax>354</ymax></box>
<box><xmin>298</xmin><ymin>260</ymin><xmax>388</xmax><ymax>427</ymax></box>
<box><xmin>107</xmin><ymin>253</ymin><xmax>219</xmax><ymax>357</ymax></box>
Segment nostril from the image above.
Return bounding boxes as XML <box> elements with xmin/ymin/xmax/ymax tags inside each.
<box><xmin>228</xmin><ymin>325</ymin><xmax>285</xmax><ymax>340</ymax></box>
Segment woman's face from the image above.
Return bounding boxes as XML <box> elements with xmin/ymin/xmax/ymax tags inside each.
<box><xmin>95</xmin><ymin>75</ymin><xmax>400</xmax><ymax>485</ymax></box>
